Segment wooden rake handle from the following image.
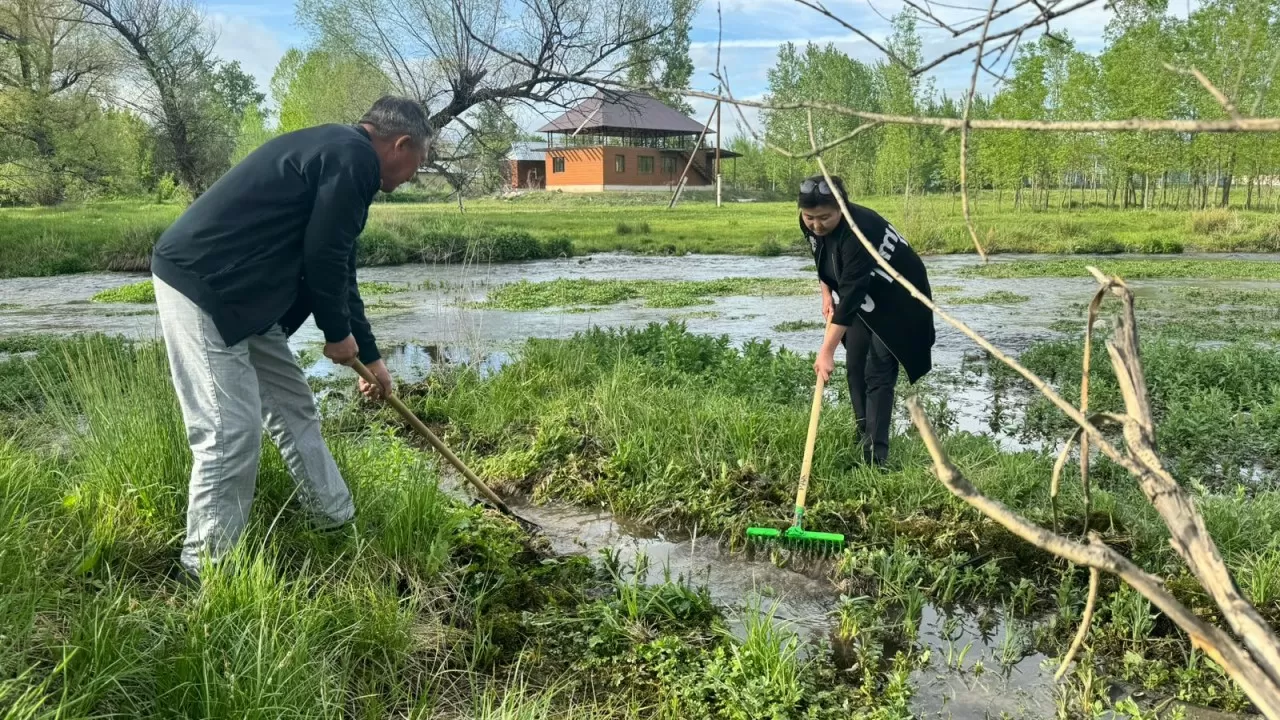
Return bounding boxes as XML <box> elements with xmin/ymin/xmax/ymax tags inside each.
<box><xmin>349</xmin><ymin>359</ymin><xmax>515</xmax><ymax>517</ymax></box>
<box><xmin>795</xmin><ymin>371</ymin><xmax>826</xmax><ymax>513</ymax></box>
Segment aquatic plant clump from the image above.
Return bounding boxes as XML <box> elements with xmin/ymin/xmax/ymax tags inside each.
<box><xmin>471</xmin><ymin>277</ymin><xmax>813</xmax><ymax>311</ymax></box>
<box><xmin>962</xmin><ymin>258</ymin><xmax>1280</xmax><ymax>280</ymax></box>
<box><xmin>947</xmin><ymin>290</ymin><xmax>1030</xmax><ymax>305</ymax></box>
<box><xmin>90</xmin><ymin>279</ymin><xmax>155</xmax><ymax>303</ymax></box>
<box><xmin>90</xmin><ymin>279</ymin><xmax>409</xmax><ymax>304</ymax></box>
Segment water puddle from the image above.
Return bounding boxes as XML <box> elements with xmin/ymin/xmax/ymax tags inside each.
<box><xmin>505</xmin><ymin>499</ymin><xmax>1062</xmax><ymax>718</ymax></box>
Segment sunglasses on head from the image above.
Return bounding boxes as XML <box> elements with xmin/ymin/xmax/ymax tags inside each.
<box><xmin>799</xmin><ymin>179</ymin><xmax>833</xmax><ymax>195</ymax></box>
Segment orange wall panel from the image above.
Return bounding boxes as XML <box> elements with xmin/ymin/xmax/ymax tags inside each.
<box><xmin>545</xmin><ymin>147</ymin><xmax>605</xmax><ymax>188</ymax></box>
<box><xmin>545</xmin><ymin>145</ymin><xmax>712</xmax><ymax>190</ymax></box>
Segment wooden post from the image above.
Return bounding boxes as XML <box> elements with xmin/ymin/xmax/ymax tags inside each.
<box><xmin>715</xmin><ymin>96</ymin><xmax>722</xmax><ymax>207</ymax></box>
<box><xmin>669</xmin><ymin>100</ymin><xmax>719</xmax><ymax>210</ymax></box>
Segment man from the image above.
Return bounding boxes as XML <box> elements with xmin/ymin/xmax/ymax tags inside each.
<box><xmin>799</xmin><ymin>174</ymin><xmax>935</xmax><ymax>467</ymax></box>
<box><xmin>151</xmin><ymin>95</ymin><xmax>431</xmax><ymax>579</ymax></box>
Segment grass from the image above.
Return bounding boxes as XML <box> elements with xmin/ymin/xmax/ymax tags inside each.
<box><xmin>0</xmin><ymin>333</ymin><xmax>903</xmax><ymax>718</ymax></box>
<box><xmin>6</xmin><ymin>192</ymin><xmax>1280</xmax><ymax>278</ymax></box>
<box><xmin>89</xmin><ymin>279</ymin><xmax>411</xmax><ymax>304</ymax></box>
<box><xmin>963</xmin><ymin>258</ymin><xmax>1280</xmax><ymax>280</ymax></box>
<box><xmin>470</xmin><ymin>278</ymin><xmax>813</xmax><ymax>311</ymax></box>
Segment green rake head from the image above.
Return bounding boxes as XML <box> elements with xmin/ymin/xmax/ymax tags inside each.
<box><xmin>746</xmin><ymin>524</ymin><xmax>845</xmax><ymax>556</ymax></box>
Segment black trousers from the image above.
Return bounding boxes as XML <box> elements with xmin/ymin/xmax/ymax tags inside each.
<box><xmin>843</xmin><ymin>320</ymin><xmax>899</xmax><ymax>463</ymax></box>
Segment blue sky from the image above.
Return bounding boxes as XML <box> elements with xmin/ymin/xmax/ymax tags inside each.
<box><xmin>204</xmin><ymin>0</ymin><xmax>1194</xmax><ymax>139</ymax></box>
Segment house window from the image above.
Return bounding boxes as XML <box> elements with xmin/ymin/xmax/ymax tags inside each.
<box><xmin>639</xmin><ymin>156</ymin><xmax>654</xmax><ymax>174</ymax></box>
<box><xmin>662</xmin><ymin>156</ymin><xmax>676</xmax><ymax>175</ymax></box>
<box><xmin>615</xmin><ymin>154</ymin><xmax>626</xmax><ymax>173</ymax></box>
<box><xmin>553</xmin><ymin>157</ymin><xmax>565</xmax><ymax>173</ymax></box>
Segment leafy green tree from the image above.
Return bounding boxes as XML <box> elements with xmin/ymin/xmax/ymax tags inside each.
<box><xmin>873</xmin><ymin>10</ymin><xmax>931</xmax><ymax>198</ymax></box>
<box><xmin>625</xmin><ymin>0</ymin><xmax>699</xmax><ymax>114</ymax></box>
<box><xmin>271</xmin><ymin>47</ymin><xmax>392</xmax><ymax>134</ymax></box>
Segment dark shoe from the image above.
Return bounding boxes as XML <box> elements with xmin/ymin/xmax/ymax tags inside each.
<box><xmin>169</xmin><ymin>563</ymin><xmax>201</xmax><ymax>590</ymax></box>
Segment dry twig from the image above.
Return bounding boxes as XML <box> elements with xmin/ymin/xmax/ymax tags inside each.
<box><xmin>1056</xmin><ymin>567</ymin><xmax>1099</xmax><ymax>681</ymax></box>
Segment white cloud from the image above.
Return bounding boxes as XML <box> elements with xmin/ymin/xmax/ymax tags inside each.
<box><xmin>206</xmin><ymin>13</ymin><xmax>290</xmax><ymax>100</ymax></box>
<box><xmin>690</xmin><ymin>32</ymin><xmax>887</xmax><ymax>50</ymax></box>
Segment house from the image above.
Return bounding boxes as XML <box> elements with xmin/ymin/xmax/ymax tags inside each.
<box><xmin>508</xmin><ymin>90</ymin><xmax>737</xmax><ymax>192</ymax></box>
<box><xmin>506</xmin><ymin>142</ymin><xmax>548</xmax><ymax>189</ymax></box>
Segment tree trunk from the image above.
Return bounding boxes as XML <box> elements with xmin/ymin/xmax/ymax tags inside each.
<box><xmin>1247</xmin><ymin>175</ymin><xmax>1255</xmax><ymax>210</ymax></box>
<box><xmin>1162</xmin><ymin>171</ymin><xmax>1168</xmax><ymax>209</ymax></box>
<box><xmin>1143</xmin><ymin>174</ymin><xmax>1150</xmax><ymax>210</ymax></box>
<box><xmin>1221</xmin><ymin>153</ymin><xmax>1237</xmax><ymax>209</ymax></box>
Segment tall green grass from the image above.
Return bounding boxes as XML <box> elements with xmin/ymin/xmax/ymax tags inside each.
<box><xmin>0</xmin><ymin>333</ymin><xmax>893</xmax><ymax>718</ymax></box>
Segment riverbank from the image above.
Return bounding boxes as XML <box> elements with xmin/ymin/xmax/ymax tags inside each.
<box><xmin>4</xmin><ymin>195</ymin><xmax>1280</xmax><ymax>278</ymax></box>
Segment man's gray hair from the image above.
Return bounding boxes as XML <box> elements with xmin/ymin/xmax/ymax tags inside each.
<box><xmin>359</xmin><ymin>96</ymin><xmax>431</xmax><ymax>146</ymax></box>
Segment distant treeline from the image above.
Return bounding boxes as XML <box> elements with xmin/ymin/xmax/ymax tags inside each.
<box><xmin>726</xmin><ymin>0</ymin><xmax>1280</xmax><ymax>211</ymax></box>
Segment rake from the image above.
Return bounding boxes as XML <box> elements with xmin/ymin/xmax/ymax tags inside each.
<box><xmin>349</xmin><ymin>359</ymin><xmax>539</xmax><ymax>533</ymax></box>
<box><xmin>746</xmin><ymin>367</ymin><xmax>845</xmax><ymax>555</ymax></box>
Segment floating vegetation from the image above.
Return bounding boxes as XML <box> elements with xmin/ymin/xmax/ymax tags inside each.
<box><xmin>948</xmin><ymin>290</ymin><xmax>1030</xmax><ymax>305</ymax></box>
<box><xmin>90</xmin><ymin>279</ymin><xmax>408</xmax><ymax>304</ymax></box>
<box><xmin>471</xmin><ymin>277</ymin><xmax>813</xmax><ymax>311</ymax></box>
<box><xmin>90</xmin><ymin>279</ymin><xmax>154</xmax><ymax>304</ymax></box>
<box><xmin>773</xmin><ymin>320</ymin><xmax>825</xmax><ymax>332</ymax></box>
<box><xmin>962</xmin><ymin>258</ymin><xmax>1280</xmax><ymax>281</ymax></box>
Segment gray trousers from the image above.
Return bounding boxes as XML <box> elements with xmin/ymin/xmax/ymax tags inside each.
<box><xmin>154</xmin><ymin>275</ymin><xmax>354</xmax><ymax>576</ymax></box>
<box><xmin>843</xmin><ymin>319</ymin><xmax>899</xmax><ymax>463</ymax></box>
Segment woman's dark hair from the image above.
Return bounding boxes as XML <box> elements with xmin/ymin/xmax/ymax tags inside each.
<box><xmin>797</xmin><ymin>174</ymin><xmax>848</xmax><ymax>209</ymax></box>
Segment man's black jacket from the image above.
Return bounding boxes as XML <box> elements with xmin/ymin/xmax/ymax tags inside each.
<box><xmin>804</xmin><ymin>203</ymin><xmax>935</xmax><ymax>383</ymax></box>
<box><xmin>151</xmin><ymin>123</ymin><xmax>382</xmax><ymax>363</ymax></box>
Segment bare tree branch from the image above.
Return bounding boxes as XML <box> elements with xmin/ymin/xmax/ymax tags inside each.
<box><xmin>959</xmin><ymin>0</ymin><xmax>998</xmax><ymax>262</ymax></box>
<box><xmin>791</xmin><ymin>0</ymin><xmax>907</xmax><ymax>68</ymax></box>
<box><xmin>912</xmin><ymin>0</ymin><xmax>1103</xmax><ymax>77</ymax></box>
<box><xmin>905</xmin><ymin>397</ymin><xmax>1280</xmax><ymax>718</ymax></box>
<box><xmin>1165</xmin><ymin>63</ymin><xmax>1242</xmax><ymax>120</ymax></box>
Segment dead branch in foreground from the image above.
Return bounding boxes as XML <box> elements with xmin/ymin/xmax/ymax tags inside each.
<box><xmin>904</xmin><ymin>268</ymin><xmax>1280</xmax><ymax>718</ymax></box>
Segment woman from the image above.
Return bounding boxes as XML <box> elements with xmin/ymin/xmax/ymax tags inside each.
<box><xmin>799</xmin><ymin>174</ymin><xmax>936</xmax><ymax>467</ymax></box>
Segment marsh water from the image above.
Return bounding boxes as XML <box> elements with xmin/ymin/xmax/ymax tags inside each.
<box><xmin>4</xmin><ymin>251</ymin><xmax>1277</xmax><ymax>717</ymax></box>
<box><xmin>8</xmin><ymin>251</ymin><xmax>1280</xmax><ymax>450</ymax></box>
